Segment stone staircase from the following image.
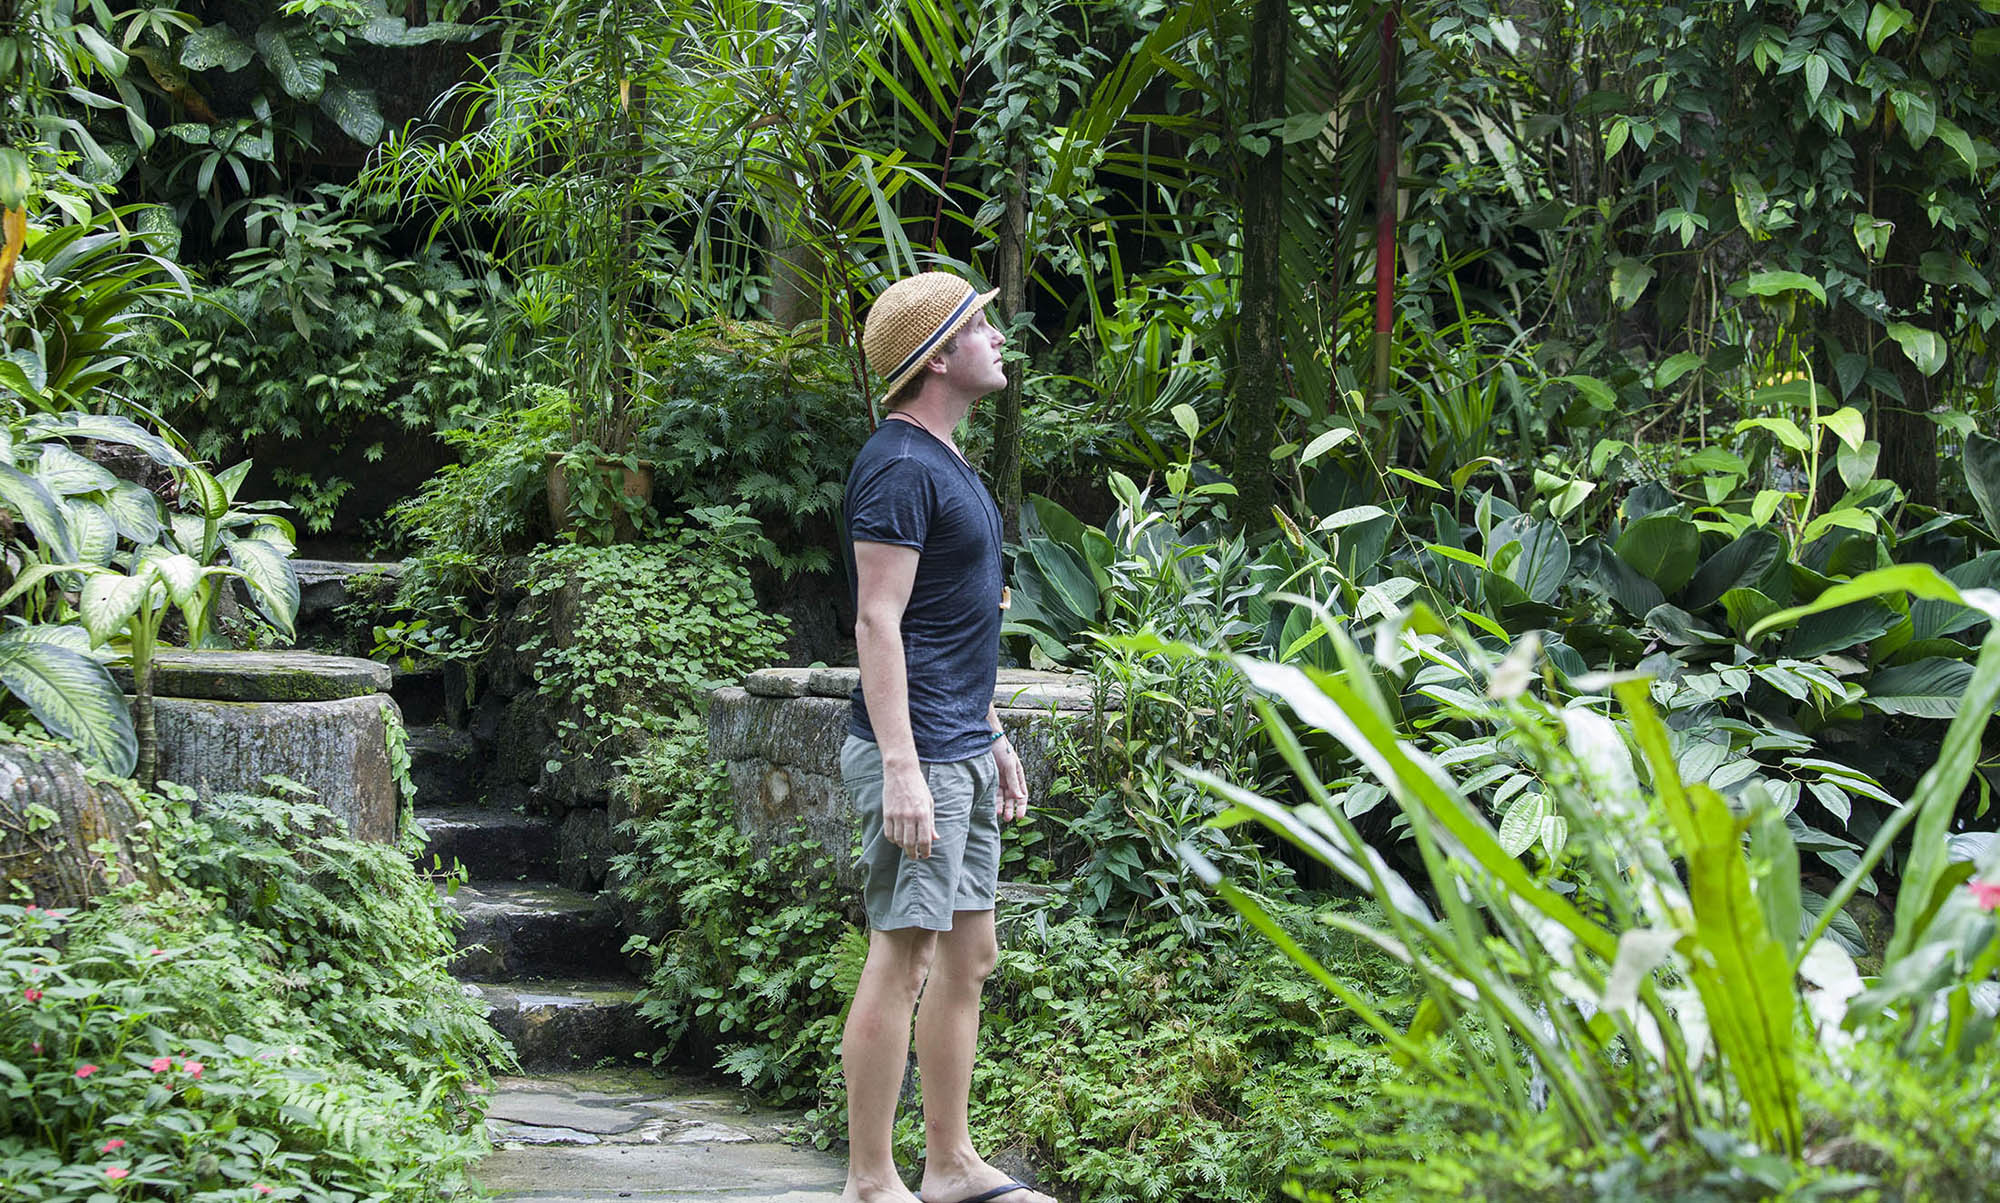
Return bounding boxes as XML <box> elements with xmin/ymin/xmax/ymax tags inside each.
<box><xmin>297</xmin><ymin>559</ymin><xmax>656</xmax><ymax>1072</ymax></box>
<box><xmin>409</xmin><ymin>737</ymin><xmax>654</xmax><ymax>1071</ymax></box>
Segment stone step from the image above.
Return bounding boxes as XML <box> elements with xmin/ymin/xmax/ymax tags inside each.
<box><xmin>446</xmin><ymin>880</ymin><xmax>627</xmax><ymax>979</ymax></box>
<box><xmin>390</xmin><ymin>664</ymin><xmax>450</xmax><ymax>727</ymax></box>
<box><xmin>407</xmin><ymin>724</ymin><xmax>477</xmax><ymax>806</ymax></box>
<box><xmin>468</xmin><ymin>977</ymin><xmax>654</xmax><ymax>1072</ymax></box>
<box><xmin>417</xmin><ymin>807</ymin><xmax>558</xmax><ymax>881</ymax></box>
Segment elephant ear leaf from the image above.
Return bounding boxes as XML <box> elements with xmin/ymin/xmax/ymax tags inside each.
<box><xmin>1965</xmin><ymin>432</ymin><xmax>2000</xmax><ymax>537</ymax></box>
<box><xmin>227</xmin><ymin>537</ymin><xmax>299</xmax><ymax>640</ymax></box>
<box><xmin>0</xmin><ymin>635</ymin><xmax>137</xmax><ymax>776</ymax></box>
<box><xmin>0</xmin><ymin>464</ymin><xmax>76</xmax><ymax>563</ymax></box>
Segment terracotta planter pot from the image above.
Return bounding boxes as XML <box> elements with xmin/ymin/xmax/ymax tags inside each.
<box><xmin>546</xmin><ymin>453</ymin><xmax>656</xmax><ymax>542</ymax></box>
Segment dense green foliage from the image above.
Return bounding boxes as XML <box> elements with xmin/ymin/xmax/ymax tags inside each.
<box><xmin>1</xmin><ymin>781</ymin><xmax>504</xmax><ymax>1201</ymax></box>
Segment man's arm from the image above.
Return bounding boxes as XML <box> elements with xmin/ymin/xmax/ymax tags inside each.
<box><xmin>987</xmin><ymin>703</ymin><xmax>1030</xmax><ymax>822</ymax></box>
<box><xmin>853</xmin><ymin>540</ymin><xmax>936</xmax><ymax>858</ymax></box>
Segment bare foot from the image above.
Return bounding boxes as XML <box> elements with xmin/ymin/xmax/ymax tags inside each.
<box><xmin>917</xmin><ymin>1159</ymin><xmax>1057</xmax><ymax>1203</ymax></box>
<box><xmin>839</xmin><ymin>1177</ymin><xmax>922</xmax><ymax>1203</ymax></box>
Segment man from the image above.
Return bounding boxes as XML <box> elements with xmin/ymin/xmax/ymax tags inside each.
<box><xmin>837</xmin><ymin>272</ymin><xmax>1056</xmax><ymax>1203</ymax></box>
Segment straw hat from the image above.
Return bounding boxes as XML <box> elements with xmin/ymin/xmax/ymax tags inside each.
<box><xmin>863</xmin><ymin>271</ymin><xmax>999</xmax><ymax>401</ymax></box>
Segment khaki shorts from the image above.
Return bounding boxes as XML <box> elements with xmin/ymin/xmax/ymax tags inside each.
<box><xmin>840</xmin><ymin>734</ymin><xmax>1000</xmax><ymax>932</ymax></box>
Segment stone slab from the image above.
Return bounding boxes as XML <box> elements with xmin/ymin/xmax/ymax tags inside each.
<box><xmin>116</xmin><ymin>649</ymin><xmax>392</xmax><ymax>702</ymax></box>
<box><xmin>156</xmin><ymin>693</ymin><xmax>399</xmax><ymax>844</ymax></box>
<box><xmin>476</xmin><ymin>1072</ymin><xmax>846</xmax><ymax>1202</ymax></box>
<box><xmin>741</xmin><ymin>667</ymin><xmax>1103</xmax><ymax>711</ymax></box>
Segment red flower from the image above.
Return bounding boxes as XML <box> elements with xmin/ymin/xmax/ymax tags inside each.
<box><xmin>23</xmin><ymin>988</ymin><xmax>40</xmax><ymax>1003</ymax></box>
<box><xmin>252</xmin><ymin>1186</ymin><xmax>274</xmax><ymax>1196</ymax></box>
<box><xmin>149</xmin><ymin>1057</ymin><xmax>171</xmax><ymax>1073</ymax></box>
<box><xmin>1970</xmin><ymin>880</ymin><xmax>2000</xmax><ymax>912</ymax></box>
<box><xmin>185</xmin><ymin>1061</ymin><xmax>203</xmax><ymax>1079</ymax></box>
<box><xmin>101</xmin><ymin>1139</ymin><xmax>125</xmax><ymax>1153</ymax></box>
<box><xmin>104</xmin><ymin>1166</ymin><xmax>128</xmax><ymax>1180</ymax></box>
<box><xmin>75</xmin><ymin>1064</ymin><xmax>98</xmax><ymax>1078</ymax></box>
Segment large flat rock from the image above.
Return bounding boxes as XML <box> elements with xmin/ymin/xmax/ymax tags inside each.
<box><xmin>118</xmin><ymin>649</ymin><xmax>392</xmax><ymax>702</ymax></box>
<box><xmin>476</xmin><ymin>1072</ymin><xmax>845</xmax><ymax>1202</ymax></box>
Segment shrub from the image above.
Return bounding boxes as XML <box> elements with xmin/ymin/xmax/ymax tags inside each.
<box><xmin>0</xmin><ymin>779</ymin><xmax>505</xmax><ymax>1201</ymax></box>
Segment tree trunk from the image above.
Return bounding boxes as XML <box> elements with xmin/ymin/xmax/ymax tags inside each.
<box><xmin>993</xmin><ymin>153</ymin><xmax>1029</xmax><ymax>540</ymax></box>
<box><xmin>1370</xmin><ymin>8</ymin><xmax>1401</xmax><ymax>406</ymax></box>
<box><xmin>1872</xmin><ymin>186</ymin><xmax>1939</xmax><ymax>507</ymax></box>
<box><xmin>1230</xmin><ymin>0</ymin><xmax>1288</xmax><ymax>533</ymax></box>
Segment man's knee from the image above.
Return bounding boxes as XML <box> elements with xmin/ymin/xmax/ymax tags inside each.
<box><xmin>938</xmin><ymin>915</ymin><xmax>998</xmax><ymax>984</ymax></box>
<box><xmin>863</xmin><ymin>927</ymin><xmax>939</xmax><ymax>1002</ymax></box>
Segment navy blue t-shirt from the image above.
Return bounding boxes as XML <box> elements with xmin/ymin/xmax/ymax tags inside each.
<box><xmin>844</xmin><ymin>420</ymin><xmax>1003</xmax><ymax>762</ymax></box>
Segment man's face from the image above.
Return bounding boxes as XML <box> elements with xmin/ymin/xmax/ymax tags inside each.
<box><xmin>935</xmin><ymin>307</ymin><xmax>1007</xmax><ymax>398</ymax></box>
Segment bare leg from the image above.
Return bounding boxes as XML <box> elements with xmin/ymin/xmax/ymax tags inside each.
<box><xmin>915</xmin><ymin>911</ymin><xmax>1055</xmax><ymax>1203</ymax></box>
<box><xmin>842</xmin><ymin>926</ymin><xmax>936</xmax><ymax>1203</ymax></box>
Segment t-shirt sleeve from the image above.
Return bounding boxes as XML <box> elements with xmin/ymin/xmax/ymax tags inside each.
<box><xmin>847</xmin><ymin>452</ymin><xmax>933</xmax><ymax>550</ymax></box>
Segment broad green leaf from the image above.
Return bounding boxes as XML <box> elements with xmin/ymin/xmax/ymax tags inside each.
<box><xmin>1866</xmin><ymin>2</ymin><xmax>1914</xmax><ymax>51</ymax></box>
<box><xmin>1911</xmin><ymin>551</ymin><xmax>2000</xmax><ymax>641</ymax></box>
<box><xmin>317</xmin><ymin>80</ymin><xmax>384</xmax><ymax>145</ymax></box>
<box><xmin>1554</xmin><ymin>375</ymin><xmax>1617</xmax><ymax>410</ymax></box>
<box><xmin>1836</xmin><ymin>440</ymin><xmax>1879</xmax><ymax>490</ymax></box>
<box><xmin>1317</xmin><ymin>504</ymin><xmax>1389</xmax><ymax>532</ymax></box>
<box><xmin>63</xmin><ymin>500</ymin><xmax>117</xmax><ymax>567</ymax></box>
<box><xmin>33</xmin><ymin>445</ymin><xmax>118</xmax><ymax>496</ymax></box>
<box><xmin>1685</xmin><ymin>528</ymin><xmax>1783</xmax><ymax>610</ymax></box>
<box><xmin>179</xmin><ymin>23</ymin><xmax>254</xmax><ymax>72</ymax></box>
<box><xmin>1863</xmin><ymin>658</ymin><xmax>1975</xmax><ymax>718</ymax></box>
<box><xmin>1798</xmin><ymin>508</ymin><xmax>1877</xmax><ymax>545</ymax></box>
<box><xmin>255</xmin><ymin>22</ymin><xmax>328</xmax><ymax>101</ymax></box>
<box><xmin>1735</xmin><ymin>416</ymin><xmax>1811</xmax><ymax>453</ymax></box>
<box><xmin>1804</xmin><ymin>52</ymin><xmax>1829</xmax><ymax>104</ymax></box>
<box><xmin>0</xmin><ymin>463</ymin><xmax>77</xmax><ymax>563</ymax></box>
<box><xmin>1932</xmin><ymin>117</ymin><xmax>1979</xmax><ymax>177</ymax></box>
<box><xmin>1657</xmin><ymin>351</ymin><xmax>1704</xmax><ymax>387</ymax></box>
<box><xmin>79</xmin><ymin>571</ymin><xmax>151</xmax><ymax>646</ymax></box>
<box><xmin>214</xmin><ymin>460</ymin><xmax>253</xmax><ymax>505</ymax></box>
<box><xmin>1609</xmin><ymin>257</ymin><xmax>1655</xmax><ymax>309</ymax></box>
<box><xmin>0</xmin><ymin>638</ymin><xmax>136</xmax><ymax>775</ymax></box>
<box><xmin>150</xmin><ymin>552</ymin><xmax>204</xmax><ymax>607</ymax></box>
<box><xmin>1738</xmin><ymin>271</ymin><xmax>1827</xmax><ymax>303</ymax></box>
<box><xmin>1575</xmin><ymin>537</ymin><xmax>1667</xmax><ymax>617</ymax></box>
<box><xmin>1752</xmin><ymin>490</ymin><xmax>1790</xmax><ymax>527</ymax></box>
<box><xmin>1300</xmin><ymin>426</ymin><xmax>1355</xmax><ymax>464</ymax></box>
<box><xmin>22</xmin><ymin>414</ymin><xmax>187</xmax><ymax>467</ymax></box>
<box><xmin>1721</xmin><ymin>587</ymin><xmax>1780</xmax><ymax>641</ymax></box>
<box><xmin>1025</xmin><ymin>537</ymin><xmax>1096</xmax><ymax>625</ymax></box>
<box><xmin>1885</xmin><ymin>322</ymin><xmax>1946</xmax><ymax>376</ymax></box>
<box><xmin>103</xmin><ymin>480</ymin><xmax>163</xmax><ymax>545</ymax></box>
<box><xmin>1816</xmin><ymin>406</ymin><xmax>1866</xmax><ymax>451</ymax></box>
<box><xmin>1964</xmin><ymin>432</ymin><xmax>2000</xmax><ymax>535</ymax></box>
<box><xmin>181</xmin><ymin>464</ymin><xmax>229</xmax><ymax>520</ymax></box>
<box><xmin>1170</xmin><ymin>403</ymin><xmax>1200</xmax><ymax>442</ymax></box>
<box><xmin>1615</xmin><ymin>510</ymin><xmax>1702</xmax><ymax>594</ymax></box>
<box><xmin>225</xmin><ymin>537</ymin><xmax>298</xmax><ymax>639</ymax></box>
<box><xmin>1748</xmin><ymin>564</ymin><xmax>1999</xmax><ymax>644</ymax></box>
<box><xmin>1498</xmin><ymin>791</ymin><xmax>1549</xmax><ymax>857</ymax></box>
<box><xmin>1492</xmin><ymin>516</ymin><xmax>1570</xmax><ymax>603</ymax></box>
<box><xmin>1790</xmin><ymin>599</ymin><xmax>1899</xmax><ymax>659</ymax></box>
<box><xmin>1388</xmin><ymin>467</ymin><xmax>1444</xmax><ymax>491</ymax></box>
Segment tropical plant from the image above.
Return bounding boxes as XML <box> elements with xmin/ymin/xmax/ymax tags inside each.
<box><xmin>0</xmin><ymin>415</ymin><xmax>298</xmax><ymax>783</ymax></box>
<box><xmin>0</xmin><ymin>205</ymin><xmax>189</xmax><ymax>415</ymax></box>
<box><xmin>1165</xmin><ymin>575</ymin><xmax>2000</xmax><ymax>1192</ymax></box>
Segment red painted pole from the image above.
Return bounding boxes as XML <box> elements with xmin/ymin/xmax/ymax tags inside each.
<box><xmin>1371</xmin><ymin>6</ymin><xmax>1399</xmax><ymax>404</ymax></box>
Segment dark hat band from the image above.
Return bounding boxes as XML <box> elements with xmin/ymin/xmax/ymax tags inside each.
<box><xmin>885</xmin><ymin>286</ymin><xmax>979</xmax><ymax>385</ymax></box>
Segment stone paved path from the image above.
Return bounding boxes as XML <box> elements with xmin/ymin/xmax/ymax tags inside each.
<box><xmin>476</xmin><ymin>1070</ymin><xmax>847</xmax><ymax>1202</ymax></box>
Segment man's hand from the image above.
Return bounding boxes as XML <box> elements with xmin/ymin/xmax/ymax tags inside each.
<box><xmin>993</xmin><ymin>736</ymin><xmax>1030</xmax><ymax>822</ymax></box>
<box><xmin>882</xmin><ymin>763</ymin><xmax>938</xmax><ymax>858</ymax></box>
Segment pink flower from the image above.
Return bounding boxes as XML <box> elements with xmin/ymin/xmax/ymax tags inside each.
<box><xmin>1970</xmin><ymin>880</ymin><xmax>2000</xmax><ymax>911</ymax></box>
<box><xmin>23</xmin><ymin>988</ymin><xmax>40</xmax><ymax>1003</ymax></box>
<box><xmin>149</xmin><ymin>1057</ymin><xmax>171</xmax><ymax>1073</ymax></box>
<box><xmin>149</xmin><ymin>948</ymin><xmax>166</xmax><ymax>957</ymax></box>
<box><xmin>23</xmin><ymin>904</ymin><xmax>37</xmax><ymax>913</ymax></box>
<box><xmin>185</xmin><ymin>1061</ymin><xmax>202</xmax><ymax>1079</ymax></box>
<box><xmin>104</xmin><ymin>1166</ymin><xmax>128</xmax><ymax>1180</ymax></box>
<box><xmin>253</xmin><ymin>1186</ymin><xmax>273</xmax><ymax>1196</ymax></box>
<box><xmin>29</xmin><ymin>1042</ymin><xmax>41</xmax><ymax>1054</ymax></box>
<box><xmin>75</xmin><ymin>1064</ymin><xmax>98</xmax><ymax>1078</ymax></box>
<box><xmin>101</xmin><ymin>1139</ymin><xmax>125</xmax><ymax>1152</ymax></box>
